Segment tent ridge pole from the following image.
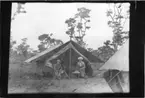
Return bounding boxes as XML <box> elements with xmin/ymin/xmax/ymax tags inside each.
<box><xmin>69</xmin><ymin>44</ymin><xmax>72</xmax><ymax>79</ymax></box>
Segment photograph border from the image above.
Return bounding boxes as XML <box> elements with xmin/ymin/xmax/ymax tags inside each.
<box><xmin>1</xmin><ymin>1</ymin><xmax>144</xmax><ymax>97</ymax></box>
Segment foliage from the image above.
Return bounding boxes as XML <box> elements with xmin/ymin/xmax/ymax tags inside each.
<box><xmin>106</xmin><ymin>3</ymin><xmax>129</xmax><ymax>51</ymax></box>
<box><xmin>92</xmin><ymin>40</ymin><xmax>115</xmax><ymax>62</ymax></box>
<box><xmin>92</xmin><ymin>4</ymin><xmax>129</xmax><ymax>62</ymax></box>
<box><xmin>65</xmin><ymin>7</ymin><xmax>91</xmax><ymax>48</ymax></box>
<box><xmin>87</xmin><ymin>48</ymin><xmax>94</xmax><ymax>52</ymax></box>
<box><xmin>11</xmin><ymin>3</ymin><xmax>26</xmax><ymax>20</ymax></box>
<box><xmin>9</xmin><ymin>36</ymin><xmax>17</xmax><ymax>58</ymax></box>
<box><xmin>10</xmin><ymin>36</ymin><xmax>16</xmax><ymax>49</ymax></box>
<box><xmin>31</xmin><ymin>50</ymin><xmax>39</xmax><ymax>56</ymax></box>
<box><xmin>38</xmin><ymin>33</ymin><xmax>63</xmax><ymax>52</ymax></box>
<box><xmin>16</xmin><ymin>38</ymin><xmax>30</xmax><ymax>59</ymax></box>
<box><xmin>10</xmin><ymin>36</ymin><xmax>16</xmax><ymax>53</ymax></box>
<box><xmin>26</xmin><ymin>48</ymin><xmax>39</xmax><ymax>57</ymax></box>
<box><xmin>10</xmin><ymin>3</ymin><xmax>27</xmax><ymax>61</ymax></box>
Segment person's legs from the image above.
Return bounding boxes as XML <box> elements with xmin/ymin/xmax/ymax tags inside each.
<box><xmin>54</xmin><ymin>71</ymin><xmax>59</xmax><ymax>80</ymax></box>
<box><xmin>80</xmin><ymin>69</ymin><xmax>84</xmax><ymax>78</ymax></box>
<box><xmin>81</xmin><ymin>68</ymin><xmax>86</xmax><ymax>78</ymax></box>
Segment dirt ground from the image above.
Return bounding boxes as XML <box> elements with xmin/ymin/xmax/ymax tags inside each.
<box><xmin>8</xmin><ymin>63</ymin><xmax>129</xmax><ymax>93</ymax></box>
<box><xmin>8</xmin><ymin>77</ymin><xmax>113</xmax><ymax>93</ymax></box>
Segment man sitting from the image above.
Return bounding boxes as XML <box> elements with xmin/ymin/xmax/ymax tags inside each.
<box><xmin>53</xmin><ymin>59</ymin><xmax>63</xmax><ymax>79</ymax></box>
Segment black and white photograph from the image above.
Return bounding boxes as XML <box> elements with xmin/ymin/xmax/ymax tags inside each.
<box><xmin>8</xmin><ymin>2</ymin><xmax>130</xmax><ymax>93</ymax></box>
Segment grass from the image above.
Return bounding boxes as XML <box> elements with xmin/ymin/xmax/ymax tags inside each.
<box><xmin>8</xmin><ymin>77</ymin><xmax>114</xmax><ymax>93</ymax></box>
<box><xmin>8</xmin><ymin>58</ymin><xmax>129</xmax><ymax>93</ymax></box>
<box><xmin>8</xmin><ymin>61</ymin><xmax>103</xmax><ymax>93</ymax></box>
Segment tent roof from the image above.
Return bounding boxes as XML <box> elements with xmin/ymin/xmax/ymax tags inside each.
<box><xmin>100</xmin><ymin>40</ymin><xmax>129</xmax><ymax>71</ymax></box>
<box><xmin>70</xmin><ymin>41</ymin><xmax>103</xmax><ymax>63</ymax></box>
<box><xmin>25</xmin><ymin>44</ymin><xmax>61</xmax><ymax>63</ymax></box>
<box><xmin>25</xmin><ymin>40</ymin><xmax>103</xmax><ymax>63</ymax></box>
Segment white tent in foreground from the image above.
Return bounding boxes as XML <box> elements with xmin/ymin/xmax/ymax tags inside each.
<box><xmin>100</xmin><ymin>40</ymin><xmax>129</xmax><ymax>71</ymax></box>
<box><xmin>99</xmin><ymin>40</ymin><xmax>129</xmax><ymax>93</ymax></box>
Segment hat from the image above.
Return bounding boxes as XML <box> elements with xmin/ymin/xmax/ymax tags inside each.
<box><xmin>78</xmin><ymin>57</ymin><xmax>83</xmax><ymax>60</ymax></box>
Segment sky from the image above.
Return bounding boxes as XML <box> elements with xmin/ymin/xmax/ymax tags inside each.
<box><xmin>11</xmin><ymin>3</ymin><xmax>130</xmax><ymax>51</ymax></box>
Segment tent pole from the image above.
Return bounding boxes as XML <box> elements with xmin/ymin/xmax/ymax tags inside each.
<box><xmin>69</xmin><ymin>47</ymin><xmax>71</xmax><ymax>79</ymax></box>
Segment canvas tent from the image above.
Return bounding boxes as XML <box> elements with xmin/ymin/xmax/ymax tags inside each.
<box><xmin>100</xmin><ymin>40</ymin><xmax>129</xmax><ymax>92</ymax></box>
<box><xmin>100</xmin><ymin>39</ymin><xmax>129</xmax><ymax>71</ymax></box>
<box><xmin>25</xmin><ymin>40</ymin><xmax>103</xmax><ymax>77</ymax></box>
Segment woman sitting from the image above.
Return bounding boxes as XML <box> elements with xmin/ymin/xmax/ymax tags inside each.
<box><xmin>76</xmin><ymin>57</ymin><xmax>86</xmax><ymax>78</ymax></box>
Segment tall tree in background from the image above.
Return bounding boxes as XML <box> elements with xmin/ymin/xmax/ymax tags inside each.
<box><xmin>38</xmin><ymin>33</ymin><xmax>63</xmax><ymax>52</ymax></box>
<box><xmin>65</xmin><ymin>7</ymin><xmax>91</xmax><ymax>48</ymax></box>
<box><xmin>106</xmin><ymin>3</ymin><xmax>129</xmax><ymax>52</ymax></box>
<box><xmin>10</xmin><ymin>3</ymin><xmax>27</xmax><ymax>55</ymax></box>
<box><xmin>16</xmin><ymin>38</ymin><xmax>30</xmax><ymax>59</ymax></box>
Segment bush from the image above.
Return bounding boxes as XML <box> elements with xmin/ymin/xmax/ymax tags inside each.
<box><xmin>9</xmin><ymin>56</ymin><xmax>55</xmax><ymax>81</ymax></box>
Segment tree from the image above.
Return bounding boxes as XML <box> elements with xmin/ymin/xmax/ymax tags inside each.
<box><xmin>10</xmin><ymin>3</ymin><xmax>27</xmax><ymax>56</ymax></box>
<box><xmin>87</xmin><ymin>48</ymin><xmax>94</xmax><ymax>52</ymax></box>
<box><xmin>16</xmin><ymin>38</ymin><xmax>30</xmax><ymax>59</ymax></box>
<box><xmin>10</xmin><ymin>36</ymin><xmax>17</xmax><ymax>56</ymax></box>
<box><xmin>11</xmin><ymin>3</ymin><xmax>26</xmax><ymax>20</ymax></box>
<box><xmin>31</xmin><ymin>50</ymin><xmax>39</xmax><ymax>56</ymax></box>
<box><xmin>92</xmin><ymin>40</ymin><xmax>115</xmax><ymax>62</ymax></box>
<box><xmin>10</xmin><ymin>36</ymin><xmax>16</xmax><ymax>50</ymax></box>
<box><xmin>38</xmin><ymin>33</ymin><xmax>63</xmax><ymax>52</ymax></box>
<box><xmin>38</xmin><ymin>33</ymin><xmax>52</xmax><ymax>52</ymax></box>
<box><xmin>65</xmin><ymin>7</ymin><xmax>91</xmax><ymax>48</ymax></box>
<box><xmin>27</xmin><ymin>48</ymin><xmax>39</xmax><ymax>57</ymax></box>
<box><xmin>106</xmin><ymin>3</ymin><xmax>129</xmax><ymax>52</ymax></box>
